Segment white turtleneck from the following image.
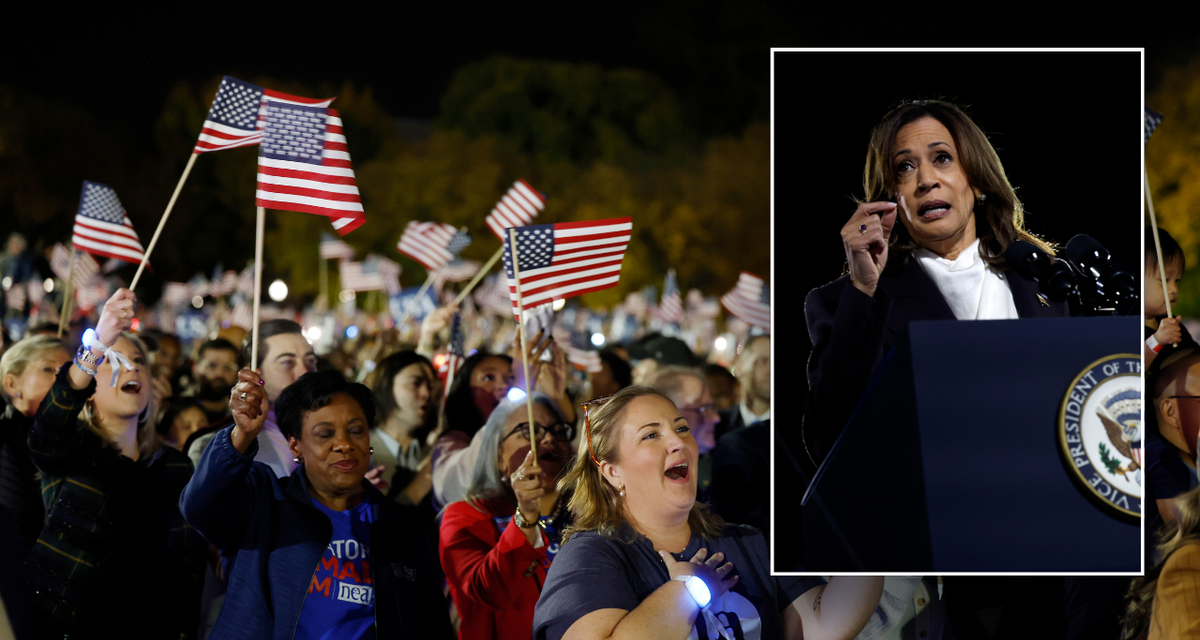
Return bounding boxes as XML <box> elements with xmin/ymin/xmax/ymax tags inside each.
<box><xmin>913</xmin><ymin>239</ymin><xmax>1018</xmax><ymax>321</ymax></box>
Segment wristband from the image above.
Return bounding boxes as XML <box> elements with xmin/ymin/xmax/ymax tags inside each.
<box><xmin>673</xmin><ymin>574</ymin><xmax>711</xmax><ymax>608</ymax></box>
<box><xmin>1147</xmin><ymin>334</ymin><xmax>1164</xmax><ymax>353</ymax></box>
<box><xmin>74</xmin><ymin>358</ymin><xmax>97</xmax><ymax>377</ymax></box>
<box><xmin>76</xmin><ymin>343</ymin><xmax>106</xmax><ymax>368</ymax></box>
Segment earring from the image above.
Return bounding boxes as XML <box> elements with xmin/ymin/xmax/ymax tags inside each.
<box><xmin>369</xmin><ymin>447</ymin><xmax>374</xmax><ymax>454</ymax></box>
<box><xmin>14</xmin><ymin>392</ymin><xmax>20</xmax><ymax>399</ymax></box>
<box><xmin>618</xmin><ymin>484</ymin><xmax>626</xmax><ymax>498</ymax></box>
<box><xmin>977</xmin><ymin>193</ymin><xmax>987</xmax><ymax>203</ymax></box>
<box><xmin>500</xmin><ymin>473</ymin><xmax>509</xmax><ymax>484</ymax></box>
<box><xmin>293</xmin><ymin>456</ymin><xmax>301</xmax><ymax>463</ymax></box>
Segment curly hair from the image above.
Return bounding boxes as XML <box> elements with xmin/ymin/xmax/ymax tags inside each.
<box><xmin>559</xmin><ymin>385</ymin><xmax>723</xmax><ymax>545</ymax></box>
<box><xmin>1123</xmin><ymin>485</ymin><xmax>1200</xmax><ymax>638</ymax></box>
<box><xmin>862</xmin><ymin>99</ymin><xmax>1055</xmax><ymax>271</ymax></box>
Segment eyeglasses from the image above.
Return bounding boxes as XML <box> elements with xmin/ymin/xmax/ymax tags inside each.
<box><xmin>505</xmin><ymin>421</ymin><xmax>574</xmax><ymax>443</ymax></box>
<box><xmin>581</xmin><ymin>394</ymin><xmax>615</xmax><ymax>466</ymax></box>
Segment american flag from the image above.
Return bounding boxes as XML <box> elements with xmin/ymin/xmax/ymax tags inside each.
<box><xmin>4</xmin><ymin>279</ymin><xmax>26</xmax><ymax>312</ymax></box>
<box><xmin>658</xmin><ymin>269</ymin><xmax>683</xmax><ymax>323</ymax></box>
<box><xmin>320</xmin><ymin>233</ymin><xmax>356</xmax><ymax>260</ymax></box>
<box><xmin>444</xmin><ymin>311</ymin><xmax>466</xmax><ymax>400</ymax></box>
<box><xmin>432</xmin><ymin>259</ymin><xmax>481</xmax><ymax>295</ymax></box>
<box><xmin>473</xmin><ymin>273</ymin><xmax>512</xmax><ymax>317</ymax></box>
<box><xmin>72</xmin><ymin>181</ymin><xmax>147</xmax><ymax>266</ymax></box>
<box><xmin>229</xmin><ymin>297</ymin><xmax>253</xmax><ymax>330</ymax></box>
<box><xmin>370</xmin><ymin>254</ymin><xmax>402</xmax><ymax>296</ymax></box>
<box><xmin>1146</xmin><ymin>106</ymin><xmax>1164</xmax><ymax>143</ymax></box>
<box><xmin>50</xmin><ymin>243</ymin><xmax>100</xmax><ymax>289</ymax></box>
<box><xmin>486</xmin><ymin>180</ymin><xmax>546</xmax><ymax>240</ymax></box>
<box><xmin>397</xmin><ymin>221</ymin><xmax>470</xmax><ymax>271</ymax></box>
<box><xmin>162</xmin><ymin>282</ymin><xmax>191</xmax><ymax>307</ymax></box>
<box><xmin>194</xmin><ymin>76</ymin><xmax>334</xmax><ymax>154</ymax></box>
<box><xmin>255</xmin><ymin>102</ymin><xmax>365</xmax><ymax>236</ymax></box>
<box><xmin>720</xmin><ymin>272</ymin><xmax>770</xmax><ymax>329</ymax></box>
<box><xmin>339</xmin><ymin>259</ymin><xmax>385</xmax><ymax>292</ymax></box>
<box><xmin>237</xmin><ymin>265</ymin><xmax>255</xmax><ymax>296</ymax></box>
<box><xmin>687</xmin><ymin>288</ymin><xmax>721</xmax><ymax>319</ymax></box>
<box><xmin>567</xmin><ymin>330</ymin><xmax>602</xmax><ymax>373</ymax></box>
<box><xmin>501</xmin><ymin>217</ymin><xmax>632</xmax><ymax>321</ymax></box>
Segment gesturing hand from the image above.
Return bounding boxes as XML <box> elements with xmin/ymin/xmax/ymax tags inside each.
<box><xmin>842</xmin><ymin>201</ymin><xmax>899</xmax><ymax>297</ymax></box>
<box><xmin>659</xmin><ymin>547</ymin><xmax>739</xmax><ymax>601</ymax></box>
<box><xmin>96</xmin><ymin>288</ymin><xmax>137</xmax><ymax>347</ymax></box>
<box><xmin>1157</xmin><ymin>316</ymin><xmax>1183</xmax><ymax>347</ymax></box>
<box><xmin>230</xmin><ymin>369</ymin><xmax>269</xmax><ymax>454</ymax></box>
<box><xmin>510</xmin><ymin>450</ymin><xmax>549</xmax><ymax>519</ymax></box>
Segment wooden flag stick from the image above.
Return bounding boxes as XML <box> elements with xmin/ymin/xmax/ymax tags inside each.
<box><xmin>396</xmin><ymin>273</ymin><xmax>437</xmax><ymax>332</ymax></box>
<box><xmin>250</xmin><ymin>207</ymin><xmax>265</xmax><ymax>370</ymax></box>
<box><xmin>131</xmin><ymin>153</ymin><xmax>198</xmax><ymax>291</ymax></box>
<box><xmin>454</xmin><ymin>246</ymin><xmax>504</xmax><ymax>306</ymax></box>
<box><xmin>1146</xmin><ymin>164</ymin><xmax>1172</xmax><ymax>319</ymax></box>
<box><xmin>57</xmin><ymin>248</ymin><xmax>78</xmax><ymax>337</ymax></box>
<box><xmin>319</xmin><ymin>254</ymin><xmax>328</xmax><ymax>308</ymax></box>
<box><xmin>508</xmin><ymin>228</ymin><xmax>538</xmax><ymax>465</ymax></box>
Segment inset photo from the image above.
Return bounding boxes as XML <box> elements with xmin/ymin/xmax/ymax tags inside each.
<box><xmin>772</xmin><ymin>48</ymin><xmax>1143</xmax><ymax>574</ymax></box>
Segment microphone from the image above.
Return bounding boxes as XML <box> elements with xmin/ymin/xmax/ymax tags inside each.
<box><xmin>1004</xmin><ymin>240</ymin><xmax>1078</xmax><ymax>303</ymax></box>
<box><xmin>1064</xmin><ymin>235</ymin><xmax>1138</xmax><ymax>313</ymax></box>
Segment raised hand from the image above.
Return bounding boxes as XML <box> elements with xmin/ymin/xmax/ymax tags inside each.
<box><xmin>95</xmin><ymin>288</ymin><xmax>137</xmax><ymax>347</ymax></box>
<box><xmin>229</xmin><ymin>368</ymin><xmax>269</xmax><ymax>454</ymax></box>
<box><xmin>841</xmin><ymin>201</ymin><xmax>899</xmax><ymax>297</ymax></box>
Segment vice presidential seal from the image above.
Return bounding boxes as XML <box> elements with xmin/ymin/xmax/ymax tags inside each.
<box><xmin>1057</xmin><ymin>354</ymin><xmax>1141</xmax><ymax>519</ymax></box>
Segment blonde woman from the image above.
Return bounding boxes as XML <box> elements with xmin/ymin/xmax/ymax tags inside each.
<box><xmin>1124</xmin><ymin>484</ymin><xmax>1200</xmax><ymax>638</ymax></box>
<box><xmin>533</xmin><ymin>385</ymin><xmax>883</xmax><ymax>640</ymax></box>
<box><xmin>24</xmin><ymin>289</ymin><xmax>205</xmax><ymax>639</ymax></box>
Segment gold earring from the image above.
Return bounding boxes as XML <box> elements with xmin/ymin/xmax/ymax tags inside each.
<box><xmin>618</xmin><ymin>484</ymin><xmax>626</xmax><ymax>498</ymax></box>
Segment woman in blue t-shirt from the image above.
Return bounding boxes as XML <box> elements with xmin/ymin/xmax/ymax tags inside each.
<box><xmin>181</xmin><ymin>369</ymin><xmax>452</xmax><ymax>640</ymax></box>
<box><xmin>533</xmin><ymin>386</ymin><xmax>884</xmax><ymax>640</ymax></box>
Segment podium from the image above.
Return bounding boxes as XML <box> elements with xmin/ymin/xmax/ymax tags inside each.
<box><xmin>801</xmin><ymin>317</ymin><xmax>1141</xmax><ymax>572</ymax></box>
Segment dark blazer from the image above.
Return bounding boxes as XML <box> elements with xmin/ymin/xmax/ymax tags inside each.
<box><xmin>180</xmin><ymin>426</ymin><xmax>452</xmax><ymax>640</ymax></box>
<box><xmin>803</xmin><ymin>258</ymin><xmax>1069</xmax><ymax>465</ymax></box>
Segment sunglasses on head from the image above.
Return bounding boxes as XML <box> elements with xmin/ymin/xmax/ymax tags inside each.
<box><xmin>581</xmin><ymin>394</ymin><xmax>616</xmax><ymax>466</ymax></box>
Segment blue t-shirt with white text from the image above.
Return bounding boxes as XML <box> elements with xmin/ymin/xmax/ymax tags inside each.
<box><xmin>295</xmin><ymin>497</ymin><xmax>377</xmax><ymax>640</ymax></box>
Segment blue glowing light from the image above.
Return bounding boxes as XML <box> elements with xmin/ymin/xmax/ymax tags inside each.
<box><xmin>507</xmin><ymin>387</ymin><xmax>527</xmax><ymax>402</ymax></box>
<box><xmin>345</xmin><ymin>325</ymin><xmax>359</xmax><ymax>339</ymax></box>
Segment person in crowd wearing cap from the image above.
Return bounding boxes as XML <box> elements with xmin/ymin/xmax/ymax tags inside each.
<box><xmin>533</xmin><ymin>386</ymin><xmax>882</xmax><ymax>640</ymax></box>
<box><xmin>181</xmin><ymin>369</ymin><xmax>452</xmax><ymax>640</ymax></box>
<box><xmin>25</xmin><ymin>288</ymin><xmax>206</xmax><ymax>639</ymax></box>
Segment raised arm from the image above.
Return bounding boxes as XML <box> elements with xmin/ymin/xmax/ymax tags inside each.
<box><xmin>782</xmin><ymin>576</ymin><xmax>884</xmax><ymax>640</ymax></box>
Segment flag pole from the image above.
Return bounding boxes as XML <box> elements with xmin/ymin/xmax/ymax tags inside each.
<box><xmin>130</xmin><ymin>153</ymin><xmax>198</xmax><ymax>291</ymax></box>
<box><xmin>508</xmin><ymin>228</ymin><xmax>538</xmax><ymax>466</ymax></box>
<box><xmin>57</xmin><ymin>248</ymin><xmax>78</xmax><ymax>337</ymax></box>
<box><xmin>1146</xmin><ymin>164</ymin><xmax>1172</xmax><ymax>319</ymax></box>
<box><xmin>396</xmin><ymin>273</ymin><xmax>437</xmax><ymax>334</ymax></box>
<box><xmin>454</xmin><ymin>246</ymin><xmax>504</xmax><ymax>305</ymax></box>
<box><xmin>251</xmin><ymin>207</ymin><xmax>265</xmax><ymax>369</ymax></box>
<box><xmin>319</xmin><ymin>254</ymin><xmax>328</xmax><ymax>308</ymax></box>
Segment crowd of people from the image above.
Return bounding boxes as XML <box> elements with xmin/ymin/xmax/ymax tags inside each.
<box><xmin>0</xmin><ymin>264</ymin><xmax>845</xmax><ymax>640</ymax></box>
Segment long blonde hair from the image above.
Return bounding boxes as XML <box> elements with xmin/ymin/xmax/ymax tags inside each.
<box><xmin>1123</xmin><ymin>485</ymin><xmax>1200</xmax><ymax>638</ymax></box>
<box><xmin>559</xmin><ymin>385</ymin><xmax>723</xmax><ymax>545</ymax></box>
<box><xmin>81</xmin><ymin>331</ymin><xmax>161</xmax><ymax>460</ymax></box>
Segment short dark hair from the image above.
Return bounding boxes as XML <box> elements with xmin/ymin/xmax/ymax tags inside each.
<box><xmin>598</xmin><ymin>348</ymin><xmax>632</xmax><ymax>389</ymax></box>
<box><xmin>198</xmin><ymin>338</ymin><xmax>241</xmax><ymax>366</ymax></box>
<box><xmin>275</xmin><ymin>370</ymin><xmax>376</xmax><ymax>440</ymax></box>
<box><xmin>244</xmin><ymin>319</ymin><xmax>304</xmax><ymax>369</ymax></box>
<box><xmin>1146</xmin><ymin>225</ymin><xmax>1185</xmax><ymax>276</ymax></box>
<box><xmin>157</xmin><ymin>397</ymin><xmax>204</xmax><ymax>437</ymax></box>
<box><xmin>371</xmin><ymin>350</ymin><xmax>433</xmax><ymax>422</ymax></box>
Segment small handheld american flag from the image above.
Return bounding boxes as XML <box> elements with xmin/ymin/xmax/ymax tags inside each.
<box><xmin>397</xmin><ymin>222</ymin><xmax>471</xmax><ymax>271</ymax></box>
<box><xmin>72</xmin><ymin>181</ymin><xmax>147</xmax><ymax>266</ymax></box>
<box><xmin>720</xmin><ymin>272</ymin><xmax>770</xmax><ymax>329</ymax></box>
<box><xmin>1145</xmin><ymin>106</ymin><xmax>1164</xmax><ymax>143</ymax></box>
<box><xmin>658</xmin><ymin>269</ymin><xmax>683</xmax><ymax>324</ymax></box>
<box><xmin>486</xmin><ymin>180</ymin><xmax>546</xmax><ymax>240</ymax></box>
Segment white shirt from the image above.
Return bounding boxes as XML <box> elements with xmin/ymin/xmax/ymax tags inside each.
<box><xmin>256</xmin><ymin>411</ymin><xmax>299</xmax><ymax>479</ymax></box>
<box><xmin>914</xmin><ymin>239</ymin><xmax>1018</xmax><ymax>321</ymax></box>
<box><xmin>739</xmin><ymin>402</ymin><xmax>770</xmax><ymax>428</ymax></box>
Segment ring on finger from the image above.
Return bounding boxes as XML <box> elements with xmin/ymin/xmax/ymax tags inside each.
<box><xmin>859</xmin><ymin>223</ymin><xmax>868</xmax><ymax>235</ymax></box>
<box><xmin>240</xmin><ymin>392</ymin><xmax>248</xmax><ymax>402</ymax></box>
<box><xmin>517</xmin><ymin>472</ymin><xmax>526</xmax><ymax>481</ymax></box>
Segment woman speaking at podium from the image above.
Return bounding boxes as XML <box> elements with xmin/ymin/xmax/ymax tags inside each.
<box><xmin>802</xmin><ymin>100</ymin><xmax>1069</xmax><ymax>464</ymax></box>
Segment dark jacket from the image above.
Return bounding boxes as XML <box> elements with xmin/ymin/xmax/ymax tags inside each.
<box><xmin>0</xmin><ymin>403</ymin><xmax>42</xmax><ymax>552</ymax></box>
<box><xmin>803</xmin><ymin>258</ymin><xmax>1069</xmax><ymax>465</ymax></box>
<box><xmin>180</xmin><ymin>425</ymin><xmax>452</xmax><ymax>640</ymax></box>
<box><xmin>25</xmin><ymin>362</ymin><xmax>205</xmax><ymax>640</ymax></box>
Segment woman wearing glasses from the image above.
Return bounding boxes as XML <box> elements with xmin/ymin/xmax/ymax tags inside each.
<box><xmin>439</xmin><ymin>394</ymin><xmax>575</xmax><ymax>640</ymax></box>
<box><xmin>533</xmin><ymin>386</ymin><xmax>882</xmax><ymax>640</ymax></box>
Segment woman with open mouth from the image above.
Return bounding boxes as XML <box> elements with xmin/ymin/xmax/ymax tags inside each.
<box><xmin>533</xmin><ymin>386</ymin><xmax>883</xmax><ymax>640</ymax></box>
<box><xmin>439</xmin><ymin>393</ymin><xmax>575</xmax><ymax>640</ymax></box>
<box><xmin>24</xmin><ymin>288</ymin><xmax>206</xmax><ymax>639</ymax></box>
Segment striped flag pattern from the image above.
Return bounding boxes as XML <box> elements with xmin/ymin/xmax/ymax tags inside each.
<box><xmin>371</xmin><ymin>255</ymin><xmax>402</xmax><ymax>296</ymax></box>
<box><xmin>501</xmin><ymin>217</ymin><xmax>632</xmax><ymax>321</ymax></box>
<box><xmin>397</xmin><ymin>222</ymin><xmax>469</xmax><ymax>271</ymax></box>
<box><xmin>162</xmin><ymin>283</ymin><xmax>192</xmax><ymax>307</ymax></box>
<box><xmin>320</xmin><ymin>233</ymin><xmax>356</xmax><ymax>260</ymax></box>
<box><xmin>339</xmin><ymin>259</ymin><xmax>385</xmax><ymax>292</ymax></box>
<box><xmin>255</xmin><ymin>101</ymin><xmax>365</xmax><ymax>236</ymax></box>
<box><xmin>432</xmin><ymin>260</ymin><xmax>481</xmax><ymax>294</ymax></box>
<box><xmin>72</xmin><ymin>181</ymin><xmax>147</xmax><ymax>266</ymax></box>
<box><xmin>1146</xmin><ymin>106</ymin><xmax>1164</xmax><ymax>143</ymax></box>
<box><xmin>229</xmin><ymin>298</ymin><xmax>254</xmax><ymax>330</ymax></box>
<box><xmin>720</xmin><ymin>272</ymin><xmax>770</xmax><ymax>329</ymax></box>
<box><xmin>474</xmin><ymin>274</ymin><xmax>512</xmax><ymax>317</ymax></box>
<box><xmin>50</xmin><ymin>244</ymin><xmax>100</xmax><ymax>289</ymax></box>
<box><xmin>658</xmin><ymin>269</ymin><xmax>683</xmax><ymax>323</ymax></box>
<box><xmin>486</xmin><ymin>180</ymin><xmax>546</xmax><ymax>240</ymax></box>
<box><xmin>195</xmin><ymin>76</ymin><xmax>334</xmax><ymax>154</ymax></box>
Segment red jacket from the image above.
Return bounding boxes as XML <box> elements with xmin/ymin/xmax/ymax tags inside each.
<box><xmin>440</xmin><ymin>499</ymin><xmax>550</xmax><ymax>640</ymax></box>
